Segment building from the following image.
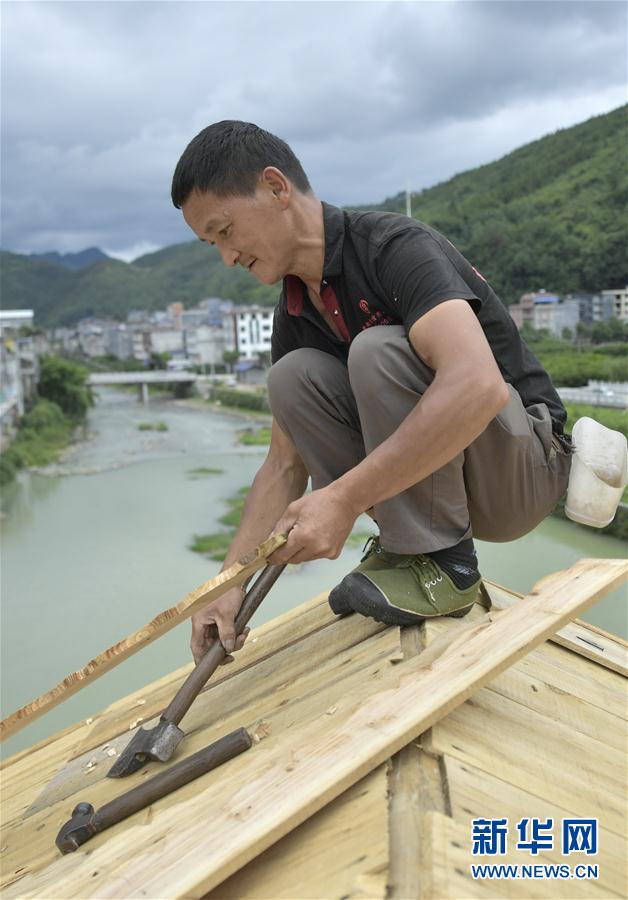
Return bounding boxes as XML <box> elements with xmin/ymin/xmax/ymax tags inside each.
<box><xmin>233</xmin><ymin>306</ymin><xmax>273</xmax><ymax>359</ymax></box>
<box><xmin>602</xmin><ymin>286</ymin><xmax>628</xmax><ymax>323</ymax></box>
<box><xmin>0</xmin><ymin>310</ymin><xmax>43</xmax><ymax>431</ymax></box>
<box><xmin>184</xmin><ymin>324</ymin><xmax>228</xmax><ymax>369</ymax></box>
<box><xmin>508</xmin><ymin>290</ymin><xmax>581</xmax><ymax>337</ymax></box>
<box><xmin>149</xmin><ymin>327</ymin><xmax>184</xmax><ymax>356</ymax></box>
<box><xmin>564</xmin><ymin>293</ymin><xmax>614</xmax><ymax>325</ymax></box>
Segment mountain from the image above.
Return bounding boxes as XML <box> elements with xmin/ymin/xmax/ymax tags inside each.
<box><xmin>362</xmin><ymin>104</ymin><xmax>627</xmax><ymax>298</ymax></box>
<box><xmin>28</xmin><ymin>247</ymin><xmax>111</xmax><ymax>270</ymax></box>
<box><xmin>1</xmin><ymin>104</ymin><xmax>626</xmax><ymax>327</ymax></box>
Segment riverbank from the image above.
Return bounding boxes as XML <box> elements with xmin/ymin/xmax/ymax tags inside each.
<box><xmin>0</xmin><ymin>400</ymin><xmax>84</xmax><ymax>486</ymax></box>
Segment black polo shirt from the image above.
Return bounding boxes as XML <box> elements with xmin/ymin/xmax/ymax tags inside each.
<box><xmin>271</xmin><ymin>202</ymin><xmax>567</xmax><ymax>433</ymax></box>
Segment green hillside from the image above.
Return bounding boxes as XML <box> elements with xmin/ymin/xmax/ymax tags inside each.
<box><xmin>1</xmin><ymin>104</ymin><xmax>626</xmax><ymax>326</ymax></box>
<box><xmin>367</xmin><ymin>104</ymin><xmax>627</xmax><ymax>300</ymax></box>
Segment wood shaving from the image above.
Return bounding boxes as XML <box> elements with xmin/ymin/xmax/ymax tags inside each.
<box><xmin>134</xmin><ymin>699</ymin><xmax>146</xmax><ymax>707</ymax></box>
<box><xmin>84</xmin><ymin>758</ymin><xmax>98</xmax><ymax>771</ymax></box>
<box><xmin>106</xmin><ymin>748</ymin><xmax>117</xmax><ymax>757</ymax></box>
<box><xmin>85</xmin><ymin>717</ymin><xmax>93</xmax><ymax>725</ymax></box>
<box><xmin>128</xmin><ymin>717</ymin><xmax>144</xmax><ymax>730</ymax></box>
<box><xmin>251</xmin><ymin>721</ymin><xmax>271</xmax><ymax>743</ymax></box>
<box><xmin>325</xmin><ymin>705</ymin><xmax>338</xmax><ymax>716</ymax></box>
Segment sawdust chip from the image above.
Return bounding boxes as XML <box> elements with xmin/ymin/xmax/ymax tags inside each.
<box><xmin>128</xmin><ymin>717</ymin><xmax>144</xmax><ymax>730</ymax></box>
<box><xmin>252</xmin><ymin>721</ymin><xmax>271</xmax><ymax>743</ymax></box>
<box><xmin>134</xmin><ymin>699</ymin><xmax>146</xmax><ymax>707</ymax></box>
<box><xmin>106</xmin><ymin>748</ymin><xmax>117</xmax><ymax>757</ymax></box>
<box><xmin>325</xmin><ymin>705</ymin><xmax>338</xmax><ymax>716</ymax></box>
<box><xmin>84</xmin><ymin>758</ymin><xmax>98</xmax><ymax>771</ymax></box>
<box><xmin>85</xmin><ymin>717</ymin><xmax>93</xmax><ymax>725</ymax></box>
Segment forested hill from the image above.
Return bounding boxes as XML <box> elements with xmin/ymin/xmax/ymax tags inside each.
<box><xmin>1</xmin><ymin>104</ymin><xmax>626</xmax><ymax>327</ymax></box>
<box><xmin>366</xmin><ymin>104</ymin><xmax>627</xmax><ymax>298</ymax></box>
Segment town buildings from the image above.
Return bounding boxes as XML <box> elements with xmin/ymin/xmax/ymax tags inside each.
<box><xmin>507</xmin><ymin>288</ymin><xmax>626</xmax><ymax>336</ymax></box>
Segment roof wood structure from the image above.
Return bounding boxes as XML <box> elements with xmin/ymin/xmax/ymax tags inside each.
<box><xmin>1</xmin><ymin>557</ymin><xmax>626</xmax><ymax>899</ymax></box>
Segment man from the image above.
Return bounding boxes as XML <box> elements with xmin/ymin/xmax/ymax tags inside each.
<box><xmin>171</xmin><ymin>120</ymin><xmax>573</xmax><ymax>664</ymax></box>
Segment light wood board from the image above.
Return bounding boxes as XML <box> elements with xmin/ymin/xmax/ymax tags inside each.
<box><xmin>0</xmin><ymin>534</ymin><xmax>287</xmax><ymax>741</ymax></box>
<box><xmin>4</xmin><ymin>557</ymin><xmax>625</xmax><ymax>898</ymax></box>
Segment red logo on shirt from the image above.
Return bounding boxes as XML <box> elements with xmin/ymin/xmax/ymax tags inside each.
<box><xmin>359</xmin><ymin>298</ymin><xmax>370</xmax><ymax>314</ymax></box>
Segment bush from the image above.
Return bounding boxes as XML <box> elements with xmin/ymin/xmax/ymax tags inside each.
<box><xmin>38</xmin><ymin>356</ymin><xmax>92</xmax><ymax>422</ymax></box>
<box><xmin>0</xmin><ymin>399</ymin><xmax>74</xmax><ymax>484</ymax></box>
<box><xmin>209</xmin><ymin>387</ymin><xmax>270</xmax><ymax>413</ymax></box>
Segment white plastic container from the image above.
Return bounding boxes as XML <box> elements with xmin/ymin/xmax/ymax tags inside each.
<box><xmin>565</xmin><ymin>416</ymin><xmax>628</xmax><ymax>528</ymax></box>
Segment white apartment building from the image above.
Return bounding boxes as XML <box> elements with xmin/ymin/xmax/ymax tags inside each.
<box><xmin>602</xmin><ymin>286</ymin><xmax>628</xmax><ymax>323</ymax></box>
<box><xmin>233</xmin><ymin>306</ymin><xmax>273</xmax><ymax>359</ymax></box>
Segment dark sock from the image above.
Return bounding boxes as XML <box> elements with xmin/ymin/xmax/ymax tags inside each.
<box><xmin>427</xmin><ymin>538</ymin><xmax>480</xmax><ymax>590</ymax></box>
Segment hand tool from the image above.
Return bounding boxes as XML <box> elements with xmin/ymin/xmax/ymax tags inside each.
<box><xmin>56</xmin><ymin>727</ymin><xmax>252</xmax><ymax>853</ymax></box>
<box><xmin>107</xmin><ymin>563</ymin><xmax>285</xmax><ymax>778</ymax></box>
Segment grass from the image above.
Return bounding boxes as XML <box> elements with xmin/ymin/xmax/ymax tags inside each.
<box><xmin>186</xmin><ymin>466</ymin><xmax>224</xmax><ymax>478</ymax></box>
<box><xmin>189</xmin><ymin>487</ymin><xmax>249</xmax><ymax>561</ymax></box>
<box><xmin>188</xmin><ymin>532</ymin><xmax>233</xmax><ymax>561</ymax></box>
<box><xmin>238</xmin><ymin>427</ymin><xmax>272</xmax><ymax>446</ymax></box>
<box><xmin>138</xmin><ymin>421</ymin><xmax>169</xmax><ymax>432</ymax></box>
<box><xmin>562</xmin><ymin>402</ymin><xmax>627</xmax><ymax>438</ymax></box>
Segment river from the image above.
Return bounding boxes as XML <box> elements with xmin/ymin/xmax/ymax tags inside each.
<box><xmin>1</xmin><ymin>388</ymin><xmax>626</xmax><ymax>758</ymax></box>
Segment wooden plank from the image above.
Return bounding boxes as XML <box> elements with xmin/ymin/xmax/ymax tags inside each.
<box><xmin>20</xmin><ymin>613</ymin><xmax>394</xmax><ymax>821</ymax></box>
<box><xmin>71</xmin><ymin>590</ymin><xmax>334</xmax><ymax>759</ymax></box>
<box><xmin>0</xmin><ymin>534</ymin><xmax>287</xmax><ymax>741</ymax></box>
<box><xmin>483</xmin><ymin>579</ymin><xmax>628</xmax><ymax>676</ymax></box>
<box><xmin>203</xmin><ymin>766</ymin><xmax>389</xmax><ymax>899</ymax></box>
<box><xmin>426</xmin><ymin>688</ymin><xmax>627</xmax><ymax>835</ymax></box>
<box><xmin>5</xmin><ymin>557</ymin><xmax>625</xmax><ymax>898</ymax></box>
<box><xmin>387</xmin><ymin>625</ymin><xmax>429</xmax><ymax>900</ymax></box>
<box><xmin>0</xmin><ymin>625</ymin><xmax>403</xmax><ymax>885</ymax></box>
<box><xmin>446</xmin><ymin>757</ymin><xmax>628</xmax><ymax>897</ymax></box>
<box><xmin>421</xmin><ymin>811</ymin><xmax>617</xmax><ymax>899</ymax></box>
<box><xmin>486</xmin><ymin>662</ymin><xmax>627</xmax><ymax>750</ymax></box>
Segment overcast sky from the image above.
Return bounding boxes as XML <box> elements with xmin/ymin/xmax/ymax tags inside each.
<box><xmin>1</xmin><ymin>1</ymin><xmax>625</xmax><ymax>261</ymax></box>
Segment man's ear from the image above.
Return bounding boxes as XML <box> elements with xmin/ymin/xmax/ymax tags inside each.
<box><xmin>261</xmin><ymin>167</ymin><xmax>291</xmax><ymax>206</ymax></box>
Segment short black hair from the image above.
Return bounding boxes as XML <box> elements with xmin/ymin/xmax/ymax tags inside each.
<box><xmin>171</xmin><ymin>120</ymin><xmax>312</xmax><ymax>208</ymax></box>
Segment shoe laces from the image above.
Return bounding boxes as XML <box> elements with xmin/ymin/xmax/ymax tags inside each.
<box><xmin>403</xmin><ymin>555</ymin><xmax>445</xmax><ymax>612</ymax></box>
<box><xmin>360</xmin><ymin>534</ymin><xmax>382</xmax><ymax>561</ymax></box>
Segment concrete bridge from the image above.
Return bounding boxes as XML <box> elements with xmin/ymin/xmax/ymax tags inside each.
<box><xmin>88</xmin><ymin>371</ymin><xmax>196</xmax><ymax>404</ymax></box>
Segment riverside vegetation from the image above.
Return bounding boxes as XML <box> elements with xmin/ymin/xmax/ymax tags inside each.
<box><xmin>0</xmin><ymin>357</ymin><xmax>92</xmax><ymax>486</ymax></box>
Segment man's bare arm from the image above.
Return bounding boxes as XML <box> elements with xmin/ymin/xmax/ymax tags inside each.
<box><xmin>270</xmin><ymin>300</ymin><xmax>510</xmax><ymax>564</ymax></box>
<box><xmin>190</xmin><ymin>418</ymin><xmax>308</xmax><ymax>662</ymax></box>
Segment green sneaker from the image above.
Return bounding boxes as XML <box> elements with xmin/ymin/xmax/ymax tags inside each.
<box><xmin>328</xmin><ymin>537</ymin><xmax>481</xmax><ymax>625</ymax></box>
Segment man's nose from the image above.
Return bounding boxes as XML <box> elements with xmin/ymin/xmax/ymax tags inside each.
<box><xmin>218</xmin><ymin>245</ymin><xmax>240</xmax><ymax>268</ymax></box>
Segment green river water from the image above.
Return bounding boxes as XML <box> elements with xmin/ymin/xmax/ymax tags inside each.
<box><xmin>1</xmin><ymin>389</ymin><xmax>626</xmax><ymax>759</ymax></box>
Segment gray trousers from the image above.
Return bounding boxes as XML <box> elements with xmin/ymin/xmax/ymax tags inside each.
<box><xmin>266</xmin><ymin>326</ymin><xmax>572</xmax><ymax>554</ymax></box>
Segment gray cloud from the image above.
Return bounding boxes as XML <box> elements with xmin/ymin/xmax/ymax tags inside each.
<box><xmin>1</xmin><ymin>1</ymin><xmax>625</xmax><ymax>257</ymax></box>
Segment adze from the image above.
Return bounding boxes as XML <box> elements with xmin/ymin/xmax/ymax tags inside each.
<box><xmin>107</xmin><ymin>563</ymin><xmax>285</xmax><ymax>777</ymax></box>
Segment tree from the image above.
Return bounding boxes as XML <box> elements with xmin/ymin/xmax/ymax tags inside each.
<box><xmin>37</xmin><ymin>356</ymin><xmax>92</xmax><ymax>422</ymax></box>
<box><xmin>223</xmin><ymin>350</ymin><xmax>240</xmax><ymax>373</ymax></box>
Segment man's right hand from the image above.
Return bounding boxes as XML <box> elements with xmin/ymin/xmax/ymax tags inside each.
<box><xmin>190</xmin><ymin>586</ymin><xmax>250</xmax><ymax>665</ymax></box>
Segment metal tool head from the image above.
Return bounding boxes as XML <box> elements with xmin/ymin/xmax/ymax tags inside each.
<box><xmin>107</xmin><ymin>719</ymin><xmax>184</xmax><ymax>778</ymax></box>
<box><xmin>56</xmin><ymin>802</ymin><xmax>97</xmax><ymax>854</ymax></box>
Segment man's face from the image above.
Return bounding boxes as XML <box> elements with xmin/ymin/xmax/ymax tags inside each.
<box><xmin>181</xmin><ymin>177</ymin><xmax>292</xmax><ymax>286</ymax></box>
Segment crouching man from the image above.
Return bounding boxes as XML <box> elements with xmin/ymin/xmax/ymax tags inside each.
<box><xmin>171</xmin><ymin>120</ymin><xmax>573</xmax><ymax>663</ymax></box>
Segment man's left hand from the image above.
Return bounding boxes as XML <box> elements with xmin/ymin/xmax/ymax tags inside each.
<box><xmin>268</xmin><ymin>486</ymin><xmax>360</xmax><ymax>565</ymax></box>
